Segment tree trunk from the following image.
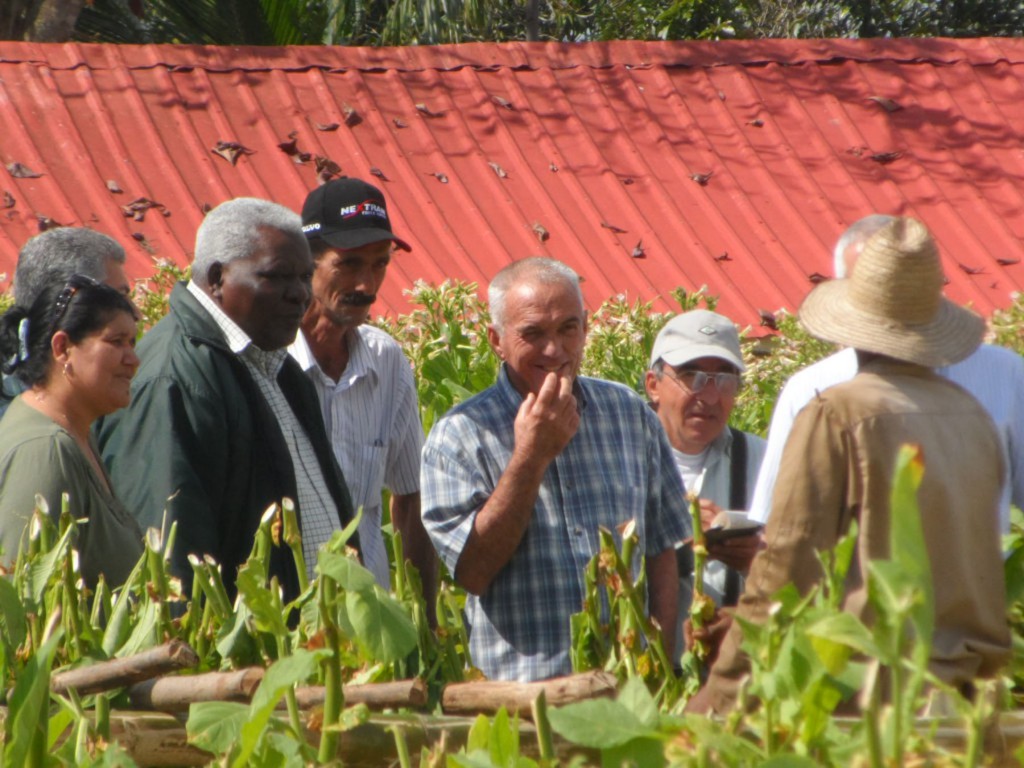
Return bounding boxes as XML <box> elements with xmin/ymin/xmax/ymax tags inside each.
<box><xmin>524</xmin><ymin>0</ymin><xmax>540</xmax><ymax>42</ymax></box>
<box><xmin>25</xmin><ymin>0</ymin><xmax>87</xmax><ymax>42</ymax></box>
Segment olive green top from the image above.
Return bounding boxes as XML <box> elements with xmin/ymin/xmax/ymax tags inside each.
<box><xmin>0</xmin><ymin>397</ymin><xmax>143</xmax><ymax>587</ymax></box>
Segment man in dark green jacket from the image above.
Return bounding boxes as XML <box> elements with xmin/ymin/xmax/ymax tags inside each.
<box><xmin>97</xmin><ymin>198</ymin><xmax>357</xmax><ymax>601</ymax></box>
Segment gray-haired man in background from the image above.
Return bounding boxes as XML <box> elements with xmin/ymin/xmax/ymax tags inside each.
<box><xmin>1</xmin><ymin>227</ymin><xmax>130</xmax><ymax>418</ymax></box>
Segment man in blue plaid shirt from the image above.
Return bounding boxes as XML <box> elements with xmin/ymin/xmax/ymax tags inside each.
<box><xmin>421</xmin><ymin>257</ymin><xmax>689</xmax><ymax>681</ymax></box>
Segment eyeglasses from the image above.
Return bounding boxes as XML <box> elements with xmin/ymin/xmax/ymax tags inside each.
<box><xmin>54</xmin><ymin>274</ymin><xmax>102</xmax><ymax>324</ymax></box>
<box><xmin>664</xmin><ymin>368</ymin><xmax>742</xmax><ymax>396</ymax></box>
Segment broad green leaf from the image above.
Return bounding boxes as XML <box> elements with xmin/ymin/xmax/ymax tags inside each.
<box><xmin>548</xmin><ymin>699</ymin><xmax>650</xmax><ymax>748</ymax></box>
<box><xmin>1004</xmin><ymin>544</ymin><xmax>1024</xmax><ymax>604</ymax></box>
<box><xmin>263</xmin><ymin>730</ymin><xmax>308</xmax><ymax>766</ymax></box>
<box><xmin>235</xmin><ymin>566</ymin><xmax>288</xmax><ymax>637</ymax></box>
<box><xmin>215</xmin><ymin>601</ymin><xmax>258</xmax><ymax>667</ymax></box>
<box><xmin>489</xmin><ymin>707</ymin><xmax>518</xmax><ymax>768</ymax></box>
<box><xmin>600</xmin><ymin>736</ymin><xmax>664</xmax><ymax>768</ymax></box>
<box><xmin>234</xmin><ymin>649</ymin><xmax>326</xmax><ymax>768</ymax></box>
<box><xmin>28</xmin><ymin>526</ymin><xmax>74</xmax><ymax>602</ymax></box>
<box><xmin>466</xmin><ymin>714</ymin><xmax>492</xmax><ymax>753</ymax></box>
<box><xmin>618</xmin><ymin>675</ymin><xmax>659</xmax><ymax>728</ymax></box>
<box><xmin>117</xmin><ymin>598</ymin><xmax>160</xmax><ymax>658</ymax></box>
<box><xmin>806</xmin><ymin>612</ymin><xmax>880</xmax><ymax>661</ymax></box>
<box><xmin>681</xmin><ymin>714</ymin><xmax>763</xmax><ymax>760</ymax></box>
<box><xmin>6</xmin><ymin>628</ymin><xmax>62</xmax><ymax>768</ymax></box>
<box><xmin>344</xmin><ymin>587</ymin><xmax>418</xmax><ymax>662</ymax></box>
<box><xmin>888</xmin><ymin>444</ymin><xmax>934</xmax><ymax>641</ymax></box>
<box><xmin>318</xmin><ymin>551</ymin><xmax>376</xmax><ymax>592</ymax></box>
<box><xmin>807</xmin><ymin>635</ymin><xmax>852</xmax><ymax>677</ymax></box>
<box><xmin>0</xmin><ymin>576</ymin><xmax>26</xmax><ymax>650</ymax></box>
<box><xmin>186</xmin><ymin>701</ymin><xmax>248</xmax><ymax>755</ymax></box>
<box><xmin>46</xmin><ymin>705</ymin><xmax>75</xmax><ymax>752</ymax></box>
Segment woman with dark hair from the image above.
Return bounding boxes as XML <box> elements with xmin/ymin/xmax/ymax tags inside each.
<box><xmin>0</xmin><ymin>274</ymin><xmax>143</xmax><ymax>586</ymax></box>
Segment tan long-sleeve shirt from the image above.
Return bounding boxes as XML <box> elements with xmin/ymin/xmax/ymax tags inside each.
<box><xmin>704</xmin><ymin>358</ymin><xmax>1011</xmax><ymax>713</ymax></box>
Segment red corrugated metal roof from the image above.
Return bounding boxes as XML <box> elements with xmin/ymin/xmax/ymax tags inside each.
<box><xmin>1</xmin><ymin>38</ymin><xmax>1023</xmax><ymax>327</ymax></box>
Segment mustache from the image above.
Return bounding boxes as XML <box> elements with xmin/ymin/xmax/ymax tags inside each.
<box><xmin>340</xmin><ymin>293</ymin><xmax>376</xmax><ymax>306</ymax></box>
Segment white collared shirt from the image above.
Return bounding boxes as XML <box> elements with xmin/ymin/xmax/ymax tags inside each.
<box><xmin>188</xmin><ymin>281</ymin><xmax>339</xmax><ymax>578</ymax></box>
<box><xmin>749</xmin><ymin>344</ymin><xmax>1024</xmax><ymax>536</ymax></box>
<box><xmin>289</xmin><ymin>324</ymin><xmax>424</xmax><ymax>587</ymax></box>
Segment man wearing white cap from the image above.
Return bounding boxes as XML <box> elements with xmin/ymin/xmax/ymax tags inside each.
<box><xmin>689</xmin><ymin>217</ymin><xmax>1010</xmax><ymax>714</ymax></box>
<box><xmin>645</xmin><ymin>310</ymin><xmax>766</xmax><ymax>628</ymax></box>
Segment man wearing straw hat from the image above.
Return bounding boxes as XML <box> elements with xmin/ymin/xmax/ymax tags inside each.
<box><xmin>748</xmin><ymin>214</ymin><xmax>1024</xmax><ymax>536</ymax></box>
<box><xmin>688</xmin><ymin>217</ymin><xmax>1010</xmax><ymax>714</ymax></box>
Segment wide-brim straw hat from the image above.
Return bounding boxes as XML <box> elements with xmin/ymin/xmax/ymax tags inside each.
<box><xmin>799</xmin><ymin>217</ymin><xmax>984</xmax><ymax>367</ymax></box>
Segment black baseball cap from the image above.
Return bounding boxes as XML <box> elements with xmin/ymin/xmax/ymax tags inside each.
<box><xmin>300</xmin><ymin>178</ymin><xmax>411</xmax><ymax>252</ymax></box>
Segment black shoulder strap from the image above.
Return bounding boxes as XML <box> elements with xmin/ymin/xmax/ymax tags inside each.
<box><xmin>728</xmin><ymin>427</ymin><xmax>748</xmax><ymax>510</ymax></box>
<box><xmin>724</xmin><ymin>427</ymin><xmax>748</xmax><ymax>607</ymax></box>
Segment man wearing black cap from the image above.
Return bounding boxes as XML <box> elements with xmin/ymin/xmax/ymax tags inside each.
<box><xmin>290</xmin><ymin>178</ymin><xmax>436</xmax><ymax>620</ymax></box>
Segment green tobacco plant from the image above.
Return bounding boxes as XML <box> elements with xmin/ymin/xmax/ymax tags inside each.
<box><xmin>570</xmin><ymin>522</ymin><xmax>681</xmax><ymax>707</ymax></box>
<box><xmin>377</xmin><ymin>280</ymin><xmax>498</xmax><ymax>435</ymax></box>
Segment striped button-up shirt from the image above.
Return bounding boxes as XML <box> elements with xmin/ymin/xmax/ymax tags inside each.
<box><xmin>421</xmin><ymin>366</ymin><xmax>689</xmax><ymax>682</ymax></box>
<box><xmin>289</xmin><ymin>325</ymin><xmax>423</xmax><ymax>587</ymax></box>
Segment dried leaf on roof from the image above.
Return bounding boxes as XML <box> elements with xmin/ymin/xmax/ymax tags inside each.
<box><xmin>601</xmin><ymin>221</ymin><xmax>627</xmax><ymax>234</ymax></box>
<box><xmin>36</xmin><ymin>214</ymin><xmax>61</xmax><ymax>231</ymax></box>
<box><xmin>632</xmin><ymin>241</ymin><xmax>645</xmax><ymax>258</ymax></box>
<box><xmin>369</xmin><ymin>167</ymin><xmax>388</xmax><ymax>181</ymax></box>
<box><xmin>715</xmin><ymin>252</ymin><xmax>732</xmax><ymax>262</ymax></box>
<box><xmin>105</xmin><ymin>179</ymin><xmax>123</xmax><ymax>194</ymax></box>
<box><xmin>315</xmin><ymin>122</ymin><xmax>340</xmax><ymax>132</ymax></box>
<box><xmin>996</xmin><ymin>258</ymin><xmax>1020</xmax><ymax>266</ymax></box>
<box><xmin>415</xmin><ymin>103</ymin><xmax>446</xmax><ymax>118</ymax></box>
<box><xmin>808</xmin><ymin>272</ymin><xmax>829</xmax><ymax>283</ymax></box>
<box><xmin>533</xmin><ymin>222</ymin><xmax>549</xmax><ymax>243</ymax></box>
<box><xmin>343</xmin><ymin>104</ymin><xmax>362</xmax><ymax>127</ymax></box>
<box><xmin>315</xmin><ymin>156</ymin><xmax>342</xmax><ymax>184</ymax></box>
<box><xmin>393</xmin><ymin>119</ymin><xmax>408</xmax><ymax>129</ymax></box>
<box><xmin>621</xmin><ymin>177</ymin><xmax>635</xmax><ymax>185</ymax></box>
<box><xmin>758</xmin><ymin>309</ymin><xmax>778</xmax><ymax>330</ymax></box>
<box><xmin>493</xmin><ymin>96</ymin><xmax>514</xmax><ymax>110</ymax></box>
<box><xmin>691</xmin><ymin>171</ymin><xmax>713</xmax><ymax>186</ymax></box>
<box><xmin>121</xmin><ymin>197</ymin><xmax>168</xmax><ymax>222</ymax></box>
<box><xmin>211</xmin><ymin>141</ymin><xmax>254</xmax><ymax>166</ymax></box>
<box><xmin>958</xmin><ymin>263</ymin><xmax>985</xmax><ymax>275</ymax></box>
<box><xmin>870</xmin><ymin>151</ymin><xmax>903</xmax><ymax>164</ymax></box>
<box><xmin>868</xmin><ymin>96</ymin><xmax>903</xmax><ymax>112</ymax></box>
<box><xmin>277</xmin><ymin>133</ymin><xmax>302</xmax><ymax>155</ymax></box>
<box><xmin>6</xmin><ymin>162</ymin><xmax>42</xmax><ymax>179</ymax></box>
<box><xmin>2</xmin><ymin>191</ymin><xmax>14</xmax><ymax>209</ymax></box>
<box><xmin>488</xmin><ymin>161</ymin><xmax>508</xmax><ymax>179</ymax></box>
<box><xmin>427</xmin><ymin>172</ymin><xmax>449</xmax><ymax>184</ymax></box>
<box><xmin>747</xmin><ymin>119</ymin><xmax>764</xmax><ymax>127</ymax></box>
<box><xmin>548</xmin><ymin>163</ymin><xmax>558</xmax><ymax>172</ymax></box>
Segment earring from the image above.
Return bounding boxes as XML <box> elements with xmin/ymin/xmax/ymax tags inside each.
<box><xmin>62</xmin><ymin>361</ymin><xmax>71</xmax><ymax>378</ymax></box>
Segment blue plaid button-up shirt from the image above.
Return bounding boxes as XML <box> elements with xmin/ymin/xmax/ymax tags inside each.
<box><xmin>421</xmin><ymin>367</ymin><xmax>690</xmax><ymax>681</ymax></box>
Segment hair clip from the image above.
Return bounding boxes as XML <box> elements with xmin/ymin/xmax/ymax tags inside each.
<box><xmin>16</xmin><ymin>317</ymin><xmax>29</xmax><ymax>362</ymax></box>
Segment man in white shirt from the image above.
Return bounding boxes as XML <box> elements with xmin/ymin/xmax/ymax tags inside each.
<box><xmin>291</xmin><ymin>178</ymin><xmax>436</xmax><ymax>619</ymax></box>
<box><xmin>750</xmin><ymin>214</ymin><xmax>1024</xmax><ymax>534</ymax></box>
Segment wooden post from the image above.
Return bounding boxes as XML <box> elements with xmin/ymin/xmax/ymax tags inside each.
<box><xmin>127</xmin><ymin>668</ymin><xmax>265</xmax><ymax>712</ymax></box>
<box><xmin>50</xmin><ymin>640</ymin><xmax>199</xmax><ymax>697</ymax></box>
<box><xmin>291</xmin><ymin>678</ymin><xmax>429</xmax><ymax>711</ymax></box>
<box><xmin>441</xmin><ymin>670</ymin><xmax>618</xmax><ymax>717</ymax></box>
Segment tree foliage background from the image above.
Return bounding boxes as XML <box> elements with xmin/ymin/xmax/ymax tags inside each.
<box><xmin>2</xmin><ymin>0</ymin><xmax>1022</xmax><ymax>45</ymax></box>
